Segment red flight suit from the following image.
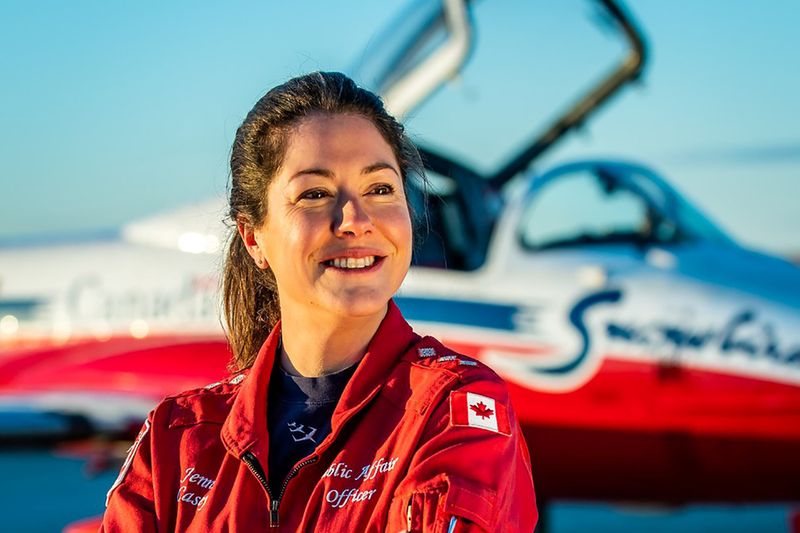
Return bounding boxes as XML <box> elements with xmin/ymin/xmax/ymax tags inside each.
<box><xmin>102</xmin><ymin>301</ymin><xmax>537</xmax><ymax>531</ymax></box>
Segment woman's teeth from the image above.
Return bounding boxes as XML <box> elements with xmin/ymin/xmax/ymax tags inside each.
<box><xmin>327</xmin><ymin>256</ymin><xmax>376</xmax><ymax>269</ymax></box>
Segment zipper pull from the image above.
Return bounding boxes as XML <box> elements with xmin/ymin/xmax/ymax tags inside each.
<box><xmin>406</xmin><ymin>498</ymin><xmax>413</xmax><ymax>531</ymax></box>
<box><xmin>270</xmin><ymin>499</ymin><xmax>280</xmax><ymax>528</ymax></box>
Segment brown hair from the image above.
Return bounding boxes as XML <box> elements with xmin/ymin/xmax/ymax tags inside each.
<box><xmin>223</xmin><ymin>71</ymin><xmax>424</xmax><ymax>369</ymax></box>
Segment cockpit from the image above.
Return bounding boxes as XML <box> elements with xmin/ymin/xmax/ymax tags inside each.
<box><xmin>351</xmin><ymin>0</ymin><xmax>733</xmax><ymax>271</ymax></box>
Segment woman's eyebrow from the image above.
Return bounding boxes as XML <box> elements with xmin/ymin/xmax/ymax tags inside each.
<box><xmin>290</xmin><ymin>168</ymin><xmax>335</xmax><ymax>181</ymax></box>
<box><xmin>289</xmin><ymin>162</ymin><xmax>398</xmax><ymax>181</ymax></box>
<box><xmin>362</xmin><ymin>162</ymin><xmax>399</xmax><ymax>176</ymax></box>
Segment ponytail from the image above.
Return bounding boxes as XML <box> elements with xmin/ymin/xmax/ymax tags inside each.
<box><xmin>222</xmin><ymin>233</ymin><xmax>280</xmax><ymax>369</ymax></box>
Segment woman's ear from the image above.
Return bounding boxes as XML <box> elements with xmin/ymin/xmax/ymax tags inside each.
<box><xmin>237</xmin><ymin>217</ymin><xmax>269</xmax><ymax>269</ymax></box>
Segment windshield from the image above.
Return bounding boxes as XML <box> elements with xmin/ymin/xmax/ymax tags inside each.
<box><xmin>624</xmin><ymin>165</ymin><xmax>735</xmax><ymax>245</ymax></box>
<box><xmin>519</xmin><ymin>169</ymin><xmax>651</xmax><ymax>250</ymax></box>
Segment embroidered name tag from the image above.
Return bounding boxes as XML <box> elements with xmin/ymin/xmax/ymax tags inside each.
<box><xmin>176</xmin><ymin>467</ymin><xmax>216</xmax><ymax>510</ymax></box>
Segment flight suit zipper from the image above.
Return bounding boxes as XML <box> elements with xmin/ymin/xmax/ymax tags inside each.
<box><xmin>242</xmin><ymin>451</ymin><xmax>319</xmax><ymax>528</ymax></box>
<box><xmin>239</xmin><ymin>374</ymin><xmax>390</xmax><ymax>527</ymax></box>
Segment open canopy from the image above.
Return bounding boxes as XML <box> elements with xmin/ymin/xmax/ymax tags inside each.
<box><xmin>352</xmin><ymin>0</ymin><xmax>646</xmax><ymax>188</ymax></box>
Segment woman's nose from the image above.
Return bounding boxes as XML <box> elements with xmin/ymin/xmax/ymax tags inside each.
<box><xmin>334</xmin><ymin>197</ymin><xmax>373</xmax><ymax>237</ymax></box>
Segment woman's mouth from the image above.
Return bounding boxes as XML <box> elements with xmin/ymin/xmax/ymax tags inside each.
<box><xmin>322</xmin><ymin>255</ymin><xmax>385</xmax><ymax>272</ymax></box>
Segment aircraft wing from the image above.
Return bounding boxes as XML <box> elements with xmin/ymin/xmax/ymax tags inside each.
<box><xmin>0</xmin><ymin>336</ymin><xmax>230</xmax><ymax>441</ymax></box>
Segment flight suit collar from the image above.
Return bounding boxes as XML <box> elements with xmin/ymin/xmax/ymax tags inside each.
<box><xmin>221</xmin><ymin>300</ymin><xmax>418</xmax><ymax>463</ymax></box>
<box><xmin>220</xmin><ymin>321</ymin><xmax>280</xmax><ymax>464</ymax></box>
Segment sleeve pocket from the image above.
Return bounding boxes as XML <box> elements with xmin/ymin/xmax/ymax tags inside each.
<box><xmin>403</xmin><ymin>474</ymin><xmax>497</xmax><ymax>532</ymax></box>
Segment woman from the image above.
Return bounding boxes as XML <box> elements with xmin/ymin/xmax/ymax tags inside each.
<box><xmin>102</xmin><ymin>72</ymin><xmax>537</xmax><ymax>532</ymax></box>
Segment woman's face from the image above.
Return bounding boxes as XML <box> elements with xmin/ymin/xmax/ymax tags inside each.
<box><xmin>253</xmin><ymin>113</ymin><xmax>412</xmax><ymax>323</ymax></box>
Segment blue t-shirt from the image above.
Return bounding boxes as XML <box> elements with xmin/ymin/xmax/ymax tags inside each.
<box><xmin>267</xmin><ymin>360</ymin><xmax>357</xmax><ymax>493</ymax></box>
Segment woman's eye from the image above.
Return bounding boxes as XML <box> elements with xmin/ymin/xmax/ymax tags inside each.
<box><xmin>370</xmin><ymin>184</ymin><xmax>395</xmax><ymax>196</ymax></box>
<box><xmin>300</xmin><ymin>189</ymin><xmax>329</xmax><ymax>201</ymax></box>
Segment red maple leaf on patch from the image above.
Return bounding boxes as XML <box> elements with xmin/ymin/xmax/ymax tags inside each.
<box><xmin>470</xmin><ymin>401</ymin><xmax>494</xmax><ymax>420</ymax></box>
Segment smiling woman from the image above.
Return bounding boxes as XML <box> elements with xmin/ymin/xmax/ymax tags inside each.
<box><xmin>223</xmin><ymin>73</ymin><xmax>425</xmax><ymax>372</ymax></box>
<box><xmin>239</xmin><ymin>113</ymin><xmax>414</xmax><ymax>376</ymax></box>
<box><xmin>101</xmin><ymin>72</ymin><xmax>537</xmax><ymax>532</ymax></box>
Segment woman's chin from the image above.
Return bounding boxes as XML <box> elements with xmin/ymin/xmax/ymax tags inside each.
<box><xmin>321</xmin><ymin>291</ymin><xmax>391</xmax><ymax>321</ymax></box>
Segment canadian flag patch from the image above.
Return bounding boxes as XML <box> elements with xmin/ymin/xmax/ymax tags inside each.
<box><xmin>449</xmin><ymin>391</ymin><xmax>511</xmax><ymax>436</ymax></box>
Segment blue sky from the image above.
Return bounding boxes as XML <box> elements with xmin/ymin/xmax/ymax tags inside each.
<box><xmin>1</xmin><ymin>0</ymin><xmax>798</xmax><ymax>255</ymax></box>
